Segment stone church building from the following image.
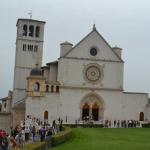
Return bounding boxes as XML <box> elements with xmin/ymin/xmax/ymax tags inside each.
<box><xmin>1</xmin><ymin>18</ymin><xmax>150</xmax><ymax>128</ymax></box>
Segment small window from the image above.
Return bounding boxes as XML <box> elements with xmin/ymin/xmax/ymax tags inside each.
<box><xmin>23</xmin><ymin>25</ymin><xmax>27</xmax><ymax>36</ymax></box>
<box><xmin>28</xmin><ymin>45</ymin><xmax>30</xmax><ymax>51</ymax></box>
<box><xmin>35</xmin><ymin>26</ymin><xmax>40</xmax><ymax>37</ymax></box>
<box><xmin>56</xmin><ymin>86</ymin><xmax>59</xmax><ymax>93</ymax></box>
<box><xmin>30</xmin><ymin>45</ymin><xmax>32</xmax><ymax>51</ymax></box>
<box><xmin>34</xmin><ymin>45</ymin><xmax>38</xmax><ymax>52</ymax></box>
<box><xmin>27</xmin><ymin>45</ymin><xmax>33</xmax><ymax>51</ymax></box>
<box><xmin>33</xmin><ymin>82</ymin><xmax>40</xmax><ymax>92</ymax></box>
<box><xmin>90</xmin><ymin>48</ymin><xmax>97</xmax><ymax>56</ymax></box>
<box><xmin>23</xmin><ymin>44</ymin><xmax>26</xmax><ymax>51</ymax></box>
<box><xmin>46</xmin><ymin>85</ymin><xmax>49</xmax><ymax>92</ymax></box>
<box><xmin>29</xmin><ymin>25</ymin><xmax>34</xmax><ymax>37</ymax></box>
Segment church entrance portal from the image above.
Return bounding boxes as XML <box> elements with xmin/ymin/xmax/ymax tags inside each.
<box><xmin>80</xmin><ymin>93</ymin><xmax>104</xmax><ymax>121</ymax></box>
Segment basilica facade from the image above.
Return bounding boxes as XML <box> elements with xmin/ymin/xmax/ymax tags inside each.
<box><xmin>1</xmin><ymin>18</ymin><xmax>150</xmax><ymax>128</ymax></box>
<box><xmin>20</xmin><ymin>19</ymin><xmax>148</xmax><ymax>124</ymax></box>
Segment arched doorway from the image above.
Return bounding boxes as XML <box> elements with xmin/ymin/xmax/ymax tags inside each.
<box><xmin>139</xmin><ymin>112</ymin><xmax>144</xmax><ymax>121</ymax></box>
<box><xmin>80</xmin><ymin>93</ymin><xmax>104</xmax><ymax>121</ymax></box>
<box><xmin>92</xmin><ymin>103</ymin><xmax>99</xmax><ymax>121</ymax></box>
<box><xmin>44</xmin><ymin>111</ymin><xmax>48</xmax><ymax>120</ymax></box>
<box><xmin>82</xmin><ymin>103</ymin><xmax>90</xmax><ymax>120</ymax></box>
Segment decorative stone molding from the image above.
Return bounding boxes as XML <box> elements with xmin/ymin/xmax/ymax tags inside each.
<box><xmin>83</xmin><ymin>63</ymin><xmax>104</xmax><ymax>84</ymax></box>
<box><xmin>80</xmin><ymin>92</ymin><xmax>105</xmax><ymax>121</ymax></box>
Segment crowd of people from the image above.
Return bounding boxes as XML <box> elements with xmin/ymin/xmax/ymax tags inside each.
<box><xmin>0</xmin><ymin>116</ymin><xmax>63</xmax><ymax>150</ymax></box>
<box><xmin>0</xmin><ymin>115</ymin><xmax>145</xmax><ymax>150</ymax></box>
<box><xmin>82</xmin><ymin>115</ymin><xmax>142</xmax><ymax>128</ymax></box>
<box><xmin>104</xmin><ymin>120</ymin><xmax>141</xmax><ymax>128</ymax></box>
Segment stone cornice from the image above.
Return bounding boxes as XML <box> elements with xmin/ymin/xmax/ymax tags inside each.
<box><xmin>60</xmin><ymin>85</ymin><xmax>123</xmax><ymax>91</ymax></box>
<box><xmin>0</xmin><ymin>112</ymin><xmax>11</xmax><ymax>115</ymax></box>
<box><xmin>59</xmin><ymin>57</ymin><xmax>124</xmax><ymax>63</ymax></box>
<box><xmin>27</xmin><ymin>76</ymin><xmax>46</xmax><ymax>80</ymax></box>
<box><xmin>17</xmin><ymin>18</ymin><xmax>46</xmax><ymax>26</ymax></box>
<box><xmin>123</xmin><ymin>92</ymin><xmax>148</xmax><ymax>95</ymax></box>
<box><xmin>17</xmin><ymin>38</ymin><xmax>44</xmax><ymax>43</ymax></box>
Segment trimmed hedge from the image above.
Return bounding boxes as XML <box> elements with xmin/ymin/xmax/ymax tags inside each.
<box><xmin>16</xmin><ymin>142</ymin><xmax>46</xmax><ymax>150</ymax></box>
<box><xmin>52</xmin><ymin>127</ymin><xmax>72</xmax><ymax>146</ymax></box>
<box><xmin>142</xmin><ymin>123</ymin><xmax>150</xmax><ymax>128</ymax></box>
<box><xmin>63</xmin><ymin>124</ymin><xmax>104</xmax><ymax>128</ymax></box>
<box><xmin>16</xmin><ymin>127</ymin><xmax>72</xmax><ymax>150</ymax></box>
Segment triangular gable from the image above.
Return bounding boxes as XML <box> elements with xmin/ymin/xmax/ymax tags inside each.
<box><xmin>62</xmin><ymin>28</ymin><xmax>123</xmax><ymax>62</ymax></box>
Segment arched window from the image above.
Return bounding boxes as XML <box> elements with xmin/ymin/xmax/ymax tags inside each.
<box><xmin>33</xmin><ymin>82</ymin><xmax>40</xmax><ymax>92</ymax></box>
<box><xmin>139</xmin><ymin>112</ymin><xmax>144</xmax><ymax>121</ymax></box>
<box><xmin>51</xmin><ymin>85</ymin><xmax>54</xmax><ymax>93</ymax></box>
<box><xmin>23</xmin><ymin>25</ymin><xmax>27</xmax><ymax>36</ymax></box>
<box><xmin>34</xmin><ymin>45</ymin><xmax>38</xmax><ymax>52</ymax></box>
<box><xmin>44</xmin><ymin>111</ymin><xmax>48</xmax><ymax>120</ymax></box>
<box><xmin>23</xmin><ymin>44</ymin><xmax>26</xmax><ymax>51</ymax></box>
<box><xmin>56</xmin><ymin>86</ymin><xmax>59</xmax><ymax>93</ymax></box>
<box><xmin>31</xmin><ymin>45</ymin><xmax>33</xmax><ymax>51</ymax></box>
<box><xmin>28</xmin><ymin>45</ymin><xmax>30</xmax><ymax>51</ymax></box>
<box><xmin>35</xmin><ymin>26</ymin><xmax>40</xmax><ymax>37</ymax></box>
<box><xmin>30</xmin><ymin>45</ymin><xmax>32</xmax><ymax>51</ymax></box>
<box><xmin>46</xmin><ymin>85</ymin><xmax>49</xmax><ymax>92</ymax></box>
<box><xmin>29</xmin><ymin>25</ymin><xmax>34</xmax><ymax>37</ymax></box>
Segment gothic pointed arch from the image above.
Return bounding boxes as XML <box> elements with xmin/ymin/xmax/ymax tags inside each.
<box><xmin>80</xmin><ymin>92</ymin><xmax>104</xmax><ymax>121</ymax></box>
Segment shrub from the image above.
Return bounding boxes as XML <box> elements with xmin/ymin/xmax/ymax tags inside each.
<box><xmin>16</xmin><ymin>142</ymin><xmax>46</xmax><ymax>150</ymax></box>
<box><xmin>52</xmin><ymin>127</ymin><xmax>72</xmax><ymax>146</ymax></box>
<box><xmin>16</xmin><ymin>127</ymin><xmax>72</xmax><ymax>149</ymax></box>
<box><xmin>63</xmin><ymin>124</ymin><xmax>104</xmax><ymax>128</ymax></box>
<box><xmin>142</xmin><ymin>123</ymin><xmax>150</xmax><ymax>128</ymax></box>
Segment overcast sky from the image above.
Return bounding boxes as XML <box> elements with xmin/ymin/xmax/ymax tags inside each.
<box><xmin>0</xmin><ymin>0</ymin><xmax>150</xmax><ymax>98</ymax></box>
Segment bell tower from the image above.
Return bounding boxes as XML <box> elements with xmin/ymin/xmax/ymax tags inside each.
<box><xmin>12</xmin><ymin>18</ymin><xmax>45</xmax><ymax>106</ymax></box>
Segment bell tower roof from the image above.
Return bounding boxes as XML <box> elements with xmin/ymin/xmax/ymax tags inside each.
<box><xmin>16</xmin><ymin>18</ymin><xmax>46</xmax><ymax>26</ymax></box>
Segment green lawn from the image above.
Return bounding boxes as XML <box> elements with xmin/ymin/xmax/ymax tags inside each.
<box><xmin>52</xmin><ymin>128</ymin><xmax>150</xmax><ymax>150</ymax></box>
